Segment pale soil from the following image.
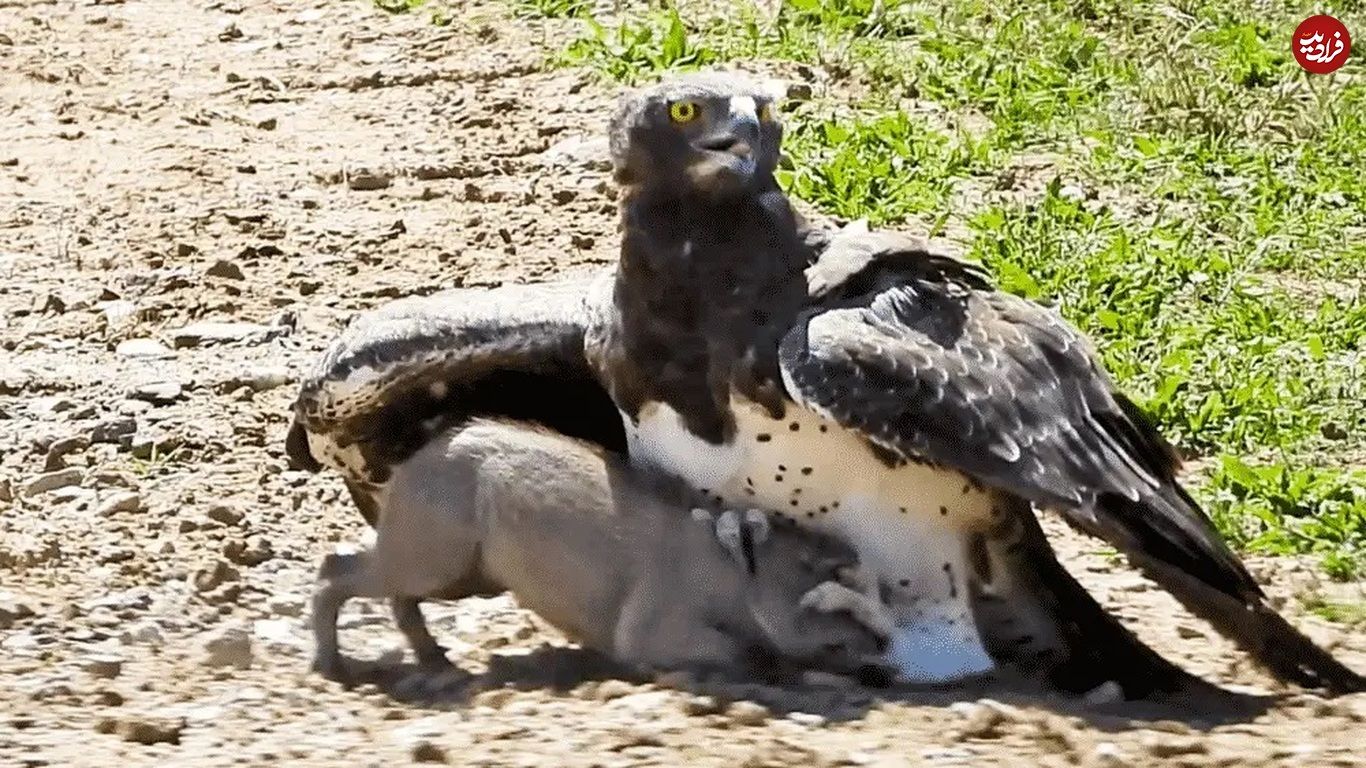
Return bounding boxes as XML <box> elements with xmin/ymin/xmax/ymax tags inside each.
<box><xmin>1</xmin><ymin>1</ymin><xmax>1364</xmax><ymax>766</ymax></box>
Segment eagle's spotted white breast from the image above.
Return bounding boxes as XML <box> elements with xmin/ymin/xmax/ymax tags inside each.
<box><xmin>624</xmin><ymin>394</ymin><xmax>1000</xmax><ymax>683</ymax></box>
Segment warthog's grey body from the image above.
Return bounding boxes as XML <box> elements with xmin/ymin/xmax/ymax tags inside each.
<box><xmin>311</xmin><ymin>419</ymin><xmax>890</xmax><ymax>682</ymax></box>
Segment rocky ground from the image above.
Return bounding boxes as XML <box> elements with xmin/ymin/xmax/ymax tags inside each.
<box><xmin>1</xmin><ymin>0</ymin><xmax>1364</xmax><ymax>766</ymax></box>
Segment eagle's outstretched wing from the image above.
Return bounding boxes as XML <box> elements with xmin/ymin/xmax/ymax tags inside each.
<box><xmin>286</xmin><ymin>271</ymin><xmax>625</xmax><ymax>488</ymax></box>
<box><xmin>778</xmin><ymin>236</ymin><xmax>1366</xmax><ymax>694</ymax></box>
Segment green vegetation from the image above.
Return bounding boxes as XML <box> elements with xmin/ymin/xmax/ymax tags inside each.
<box><xmin>372</xmin><ymin>0</ymin><xmax>426</xmax><ymax>12</ymax></box>
<box><xmin>1301</xmin><ymin>592</ymin><xmax>1366</xmax><ymax>626</ymax></box>
<box><xmin>549</xmin><ymin>0</ymin><xmax>1366</xmax><ymax>584</ymax></box>
<box><xmin>513</xmin><ymin>0</ymin><xmax>591</xmax><ymax>19</ymax></box>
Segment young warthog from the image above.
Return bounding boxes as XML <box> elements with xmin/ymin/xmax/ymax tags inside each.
<box><xmin>311</xmin><ymin>419</ymin><xmax>892</xmax><ymax>683</ymax></box>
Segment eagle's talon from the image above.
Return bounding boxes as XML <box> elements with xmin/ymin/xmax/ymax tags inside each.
<box><xmin>799</xmin><ymin>581</ymin><xmax>896</xmax><ymax>643</ymax></box>
<box><xmin>714</xmin><ymin>508</ymin><xmax>770</xmax><ymax>574</ymax></box>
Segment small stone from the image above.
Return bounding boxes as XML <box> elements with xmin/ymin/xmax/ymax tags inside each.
<box><xmin>474</xmin><ymin>688</ymin><xmax>517</xmax><ymax>708</ymax></box>
<box><xmin>206</xmin><ymin>505</ymin><xmax>245</xmax><ymax>526</ymax></box>
<box><xmin>38</xmin><ymin>292</ymin><xmax>67</xmax><ymax>314</ymax></box>
<box><xmin>121</xmin><ymin>622</ymin><xmax>165</xmax><ymax>647</ymax></box>
<box><xmin>84</xmin><ymin>654</ymin><xmax>124</xmax><ymax>679</ymax></box>
<box><xmin>788</xmin><ymin>712</ymin><xmax>826</xmax><ymax>727</ymax></box>
<box><xmin>256</xmin><ymin>117</ymin><xmax>277</xmax><ymax>131</ymax></box>
<box><xmin>541</xmin><ymin>135</ymin><xmax>611</xmax><ymax>172</ymax></box>
<box><xmin>347</xmin><ymin>168</ymin><xmax>391</xmax><ymax>191</ymax></box>
<box><xmin>22</xmin><ymin>468</ymin><xmax>84</xmax><ymax>497</ymax></box>
<box><xmin>96</xmin><ymin>492</ymin><xmax>143</xmax><ymax>517</ymax></box>
<box><xmin>1340</xmin><ymin>695</ymin><xmax>1366</xmax><ymax>722</ymax></box>
<box><xmin>680</xmin><ymin>694</ymin><xmax>723</xmax><ymax>716</ymax></box>
<box><xmin>100</xmin><ymin>300</ymin><xmax>139</xmax><ymax>328</ymax></box>
<box><xmin>222</xmin><ymin>209</ymin><xmax>265</xmax><ymax>224</ymax></box>
<box><xmin>255</xmin><ymin>593</ymin><xmax>297</xmax><ymax>627</ymax></box>
<box><xmin>176</xmin><ymin>242</ymin><xmax>198</xmax><ymax>258</ymax></box>
<box><xmin>1091</xmin><ymin>742</ymin><xmax>1130</xmax><ymax>768</ymax></box>
<box><xmin>1058</xmin><ymin>183</ymin><xmax>1087</xmax><ymax>202</ymax></box>
<box><xmin>32</xmin><ymin>396</ymin><xmax>76</xmax><ymax>415</ymax></box>
<box><xmin>129</xmin><ymin>429</ymin><xmax>181</xmax><ymax>460</ymax></box>
<box><xmin>411</xmin><ymin>741</ymin><xmax>448</xmax><ymax>764</ymax></box>
<box><xmin>611</xmin><ymin>691</ymin><xmax>674</xmax><ymax>714</ymax></box>
<box><xmin>956</xmin><ymin>706</ymin><xmax>1005</xmax><ymax>739</ymax></box>
<box><xmin>611</xmin><ymin>725</ymin><xmax>665</xmax><ymax>749</ymax></box>
<box><xmin>1143</xmin><ymin>733</ymin><xmax>1208</xmax><ymax>758</ymax></box>
<box><xmin>206</xmin><ymin>259</ymin><xmax>245</xmax><ymax>280</ymax></box>
<box><xmin>1175</xmin><ymin>624</ymin><xmax>1204</xmax><ymax>639</ymax></box>
<box><xmin>727</xmin><ymin>700</ymin><xmax>770</xmax><ymax>726</ymax></box>
<box><xmin>44</xmin><ymin>435</ymin><xmax>89</xmax><ymax>470</ymax></box>
<box><xmin>221</xmin><ymin>366</ymin><xmax>290</xmax><ymax>393</ymax></box>
<box><xmin>950</xmin><ymin>699</ymin><xmax>1022</xmax><ymax>740</ymax></box>
<box><xmin>593</xmin><ymin>679</ymin><xmax>636</xmax><ymax>701</ymax></box>
<box><xmin>172</xmin><ymin>321</ymin><xmax>280</xmax><ymax>348</ymax></box>
<box><xmin>90</xmin><ymin>417</ymin><xmax>137</xmax><ymax>444</ymax></box>
<box><xmin>115</xmin><ymin>338</ymin><xmax>174</xmax><ymax>359</ymax></box>
<box><xmin>127</xmin><ymin>381</ymin><xmax>182</xmax><ymax>404</ymax></box>
<box><xmin>192</xmin><ymin>560</ymin><xmax>240</xmax><ymax>592</ymax></box>
<box><xmin>201</xmin><ymin>625</ymin><xmax>253</xmax><ymax>670</ymax></box>
<box><xmin>224</xmin><ymin>535</ymin><xmax>274</xmax><ymax>566</ymax></box>
<box><xmin>0</xmin><ymin>592</ymin><xmax>37</xmax><ymax>629</ymax></box>
<box><xmin>93</xmin><ymin>689</ymin><xmax>126</xmax><ymax>707</ymax></box>
<box><xmin>116</xmin><ymin>715</ymin><xmax>185</xmax><ymax>745</ymax></box>
<box><xmin>0</xmin><ymin>478</ymin><xmax>10</xmax><ymax>503</ymax></box>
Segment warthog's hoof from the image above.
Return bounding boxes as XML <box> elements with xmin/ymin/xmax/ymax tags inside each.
<box><xmin>394</xmin><ymin>663</ymin><xmax>469</xmax><ymax>700</ymax></box>
<box><xmin>413</xmin><ymin>643</ymin><xmax>451</xmax><ymax>668</ymax></box>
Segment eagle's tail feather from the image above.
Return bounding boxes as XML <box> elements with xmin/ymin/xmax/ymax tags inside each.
<box><xmin>1122</xmin><ymin>535</ymin><xmax>1366</xmax><ymax>695</ymax></box>
<box><xmin>1085</xmin><ymin>482</ymin><xmax>1366</xmax><ymax>695</ymax></box>
<box><xmin>985</xmin><ymin>500</ymin><xmax>1204</xmax><ymax>699</ymax></box>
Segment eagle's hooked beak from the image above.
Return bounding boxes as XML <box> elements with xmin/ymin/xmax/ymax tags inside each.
<box><xmin>697</xmin><ymin>107</ymin><xmax>760</xmax><ymax>162</ymax></box>
<box><xmin>689</xmin><ymin>103</ymin><xmax>761</xmax><ymax>195</ymax></box>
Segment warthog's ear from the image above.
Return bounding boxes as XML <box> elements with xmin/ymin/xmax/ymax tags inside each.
<box><xmin>714</xmin><ymin>509</ymin><xmax>771</xmax><ymax>575</ymax></box>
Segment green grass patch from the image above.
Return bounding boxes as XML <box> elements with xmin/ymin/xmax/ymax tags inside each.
<box><xmin>514</xmin><ymin>0</ymin><xmax>591</xmax><ymax>19</ymax></box>
<box><xmin>1300</xmin><ymin>593</ymin><xmax>1366</xmax><ymax>626</ymax></box>
<box><xmin>1204</xmin><ymin>458</ymin><xmax>1366</xmax><ymax>580</ymax></box>
<box><xmin>559</xmin><ymin>9</ymin><xmax>719</xmax><ymax>81</ymax></box>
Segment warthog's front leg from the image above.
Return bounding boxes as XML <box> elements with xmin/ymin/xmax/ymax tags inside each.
<box><xmin>312</xmin><ymin>552</ymin><xmax>364</xmax><ymax>683</ymax></box>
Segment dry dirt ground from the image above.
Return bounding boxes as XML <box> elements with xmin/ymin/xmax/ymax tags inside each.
<box><xmin>1</xmin><ymin>1</ymin><xmax>1365</xmax><ymax>766</ymax></box>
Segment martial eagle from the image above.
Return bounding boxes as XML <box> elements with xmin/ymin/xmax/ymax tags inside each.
<box><xmin>288</xmin><ymin>73</ymin><xmax>1364</xmax><ymax>698</ymax></box>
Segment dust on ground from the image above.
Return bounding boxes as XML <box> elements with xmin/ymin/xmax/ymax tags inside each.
<box><xmin>1</xmin><ymin>1</ymin><xmax>1364</xmax><ymax>766</ymax></box>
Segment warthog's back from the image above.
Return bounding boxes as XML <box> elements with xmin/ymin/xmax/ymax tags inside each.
<box><xmin>389</xmin><ymin>419</ymin><xmax>713</xmax><ymax>650</ymax></box>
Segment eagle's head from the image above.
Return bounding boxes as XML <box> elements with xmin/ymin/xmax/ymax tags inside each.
<box><xmin>608</xmin><ymin>71</ymin><xmax>784</xmax><ymax>199</ymax></box>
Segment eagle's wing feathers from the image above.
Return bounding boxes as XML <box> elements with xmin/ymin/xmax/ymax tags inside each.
<box><xmin>288</xmin><ymin>271</ymin><xmax>623</xmax><ymax>483</ymax></box>
<box><xmin>780</xmin><ymin>245</ymin><xmax>1365</xmax><ymax>693</ymax></box>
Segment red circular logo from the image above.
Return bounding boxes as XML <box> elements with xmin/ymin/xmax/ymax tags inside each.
<box><xmin>1293</xmin><ymin>15</ymin><xmax>1351</xmax><ymax>74</ymax></box>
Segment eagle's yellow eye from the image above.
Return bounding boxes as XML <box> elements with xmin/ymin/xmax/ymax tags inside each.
<box><xmin>758</xmin><ymin>102</ymin><xmax>776</xmax><ymax>122</ymax></box>
<box><xmin>669</xmin><ymin>100</ymin><xmax>700</xmax><ymax>124</ymax></box>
